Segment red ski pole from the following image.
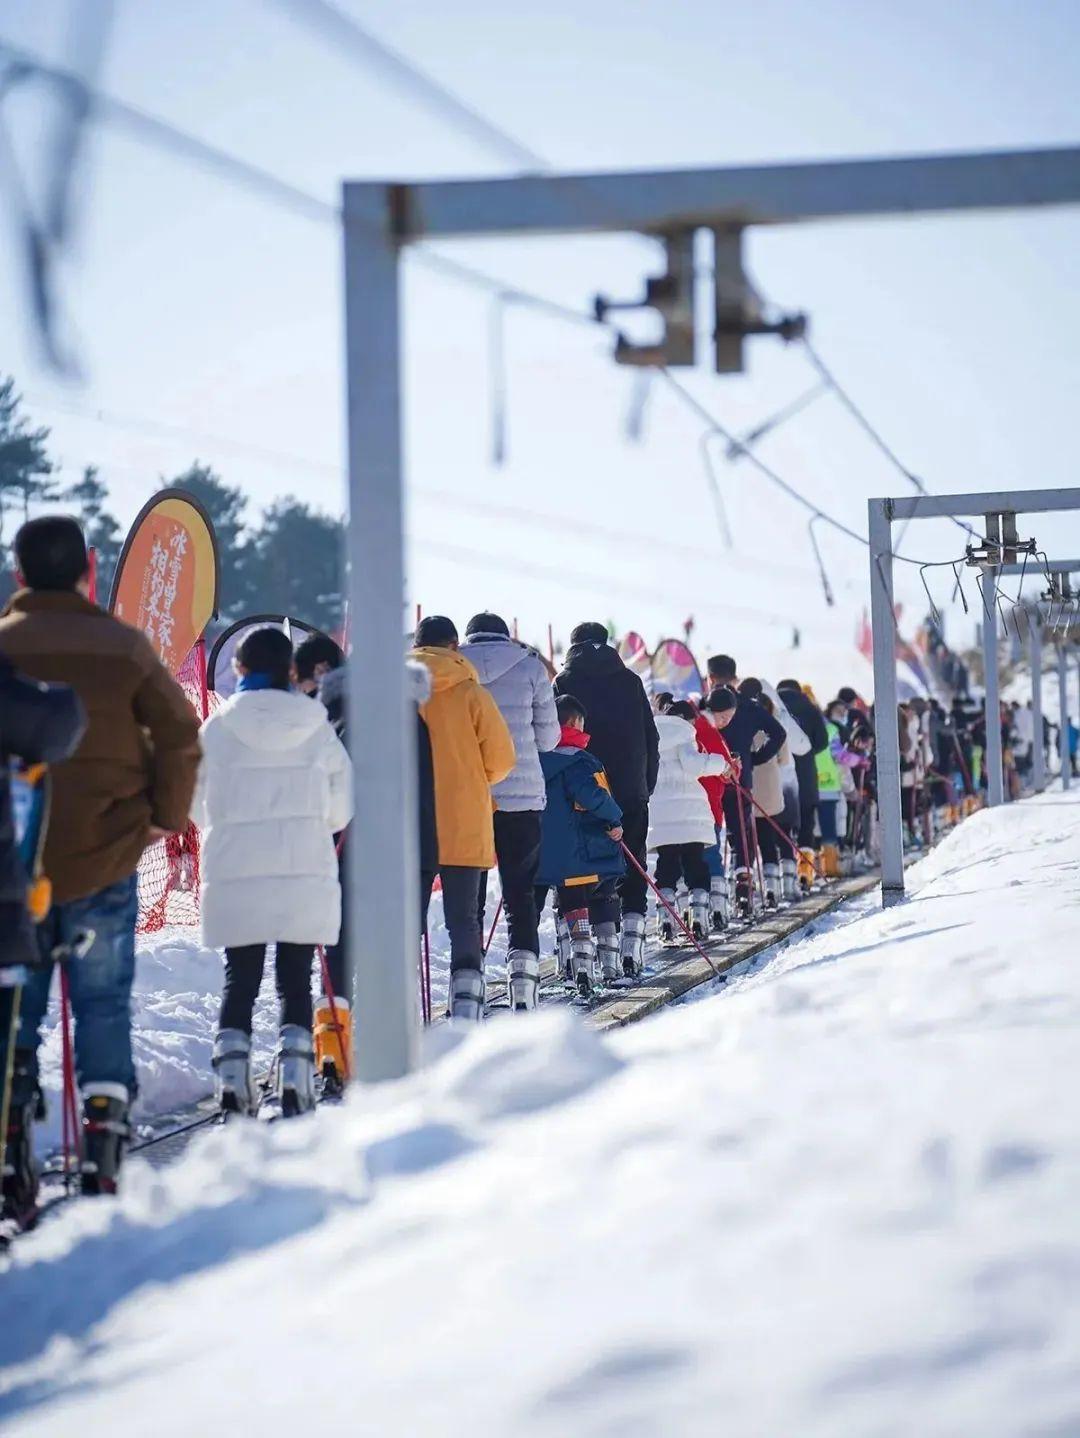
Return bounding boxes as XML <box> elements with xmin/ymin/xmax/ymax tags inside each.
<box><xmin>731</xmin><ymin>776</ymin><xmax>826</xmax><ymax>881</ymax></box>
<box><xmin>482</xmin><ymin>898</ymin><xmax>503</xmax><ymax>957</ymax></box>
<box><xmin>619</xmin><ymin>842</ymin><xmax>721</xmax><ymax>976</ymax></box>
<box><xmin>58</xmin><ymin>962</ymin><xmax>81</xmax><ymax>1190</ymax></box>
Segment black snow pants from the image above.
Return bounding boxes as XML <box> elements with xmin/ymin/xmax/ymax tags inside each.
<box><xmin>477</xmin><ymin>810</ymin><xmax>542</xmax><ymax>955</ymax></box>
<box><xmin>221</xmin><ymin>943</ymin><xmax>314</xmax><ymax>1034</ymax></box>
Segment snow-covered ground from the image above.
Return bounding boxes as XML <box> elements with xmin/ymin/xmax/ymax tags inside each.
<box><xmin>4</xmin><ymin>790</ymin><xmax>1080</xmax><ymax>1437</ymax></box>
<box><xmin>32</xmin><ymin>887</ymin><xmax>476</xmax><ymax>1150</ymax></box>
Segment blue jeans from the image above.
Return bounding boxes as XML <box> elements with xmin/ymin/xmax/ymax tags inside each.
<box><xmin>704</xmin><ymin>824</ymin><xmax>726</xmax><ymax>878</ymax></box>
<box><xmin>5</xmin><ymin>875</ymin><xmax>139</xmax><ymax>1102</ymax></box>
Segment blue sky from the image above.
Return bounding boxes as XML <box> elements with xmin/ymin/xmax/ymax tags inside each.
<box><xmin>2</xmin><ymin>0</ymin><xmax>1079</xmax><ymax>670</ymax></box>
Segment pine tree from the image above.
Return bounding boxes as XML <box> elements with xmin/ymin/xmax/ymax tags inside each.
<box><xmin>0</xmin><ymin>377</ymin><xmax>55</xmax><ymax>554</ymax></box>
<box><xmin>63</xmin><ymin>465</ymin><xmax>123</xmax><ymax>601</ymax></box>
<box><xmin>248</xmin><ymin>497</ymin><xmax>345</xmax><ymax>633</ymax></box>
<box><xmin>168</xmin><ymin>462</ymin><xmax>256</xmax><ymax>617</ymax></box>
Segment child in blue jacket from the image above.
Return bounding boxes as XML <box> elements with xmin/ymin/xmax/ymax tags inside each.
<box><xmin>535</xmin><ymin>695</ymin><xmax>624</xmax><ymax>998</ymax></box>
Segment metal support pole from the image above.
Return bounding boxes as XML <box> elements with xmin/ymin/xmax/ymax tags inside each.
<box><xmin>342</xmin><ymin>186</ymin><xmax>419</xmax><ymax>1081</ymax></box>
<box><xmin>1030</xmin><ymin>613</ymin><xmax>1045</xmax><ymax>793</ymax></box>
<box><xmin>868</xmin><ymin>500</ymin><xmax>904</xmax><ymax>903</ymax></box>
<box><xmin>1060</xmin><ymin>642</ymin><xmax>1071</xmax><ymax>792</ymax></box>
<box><xmin>980</xmin><ymin>567</ymin><xmax>1004</xmax><ymax>806</ymax></box>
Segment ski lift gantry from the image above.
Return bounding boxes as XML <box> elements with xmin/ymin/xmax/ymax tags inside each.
<box><xmin>997</xmin><ymin>556</ymin><xmax>1080</xmax><ymax>796</ymax></box>
<box><xmin>870</xmin><ymin>492</ymin><xmax>1080</xmax><ymax>906</ymax></box>
<box><xmin>344</xmin><ymin>146</ymin><xmax>1080</xmax><ymax>1080</ymax></box>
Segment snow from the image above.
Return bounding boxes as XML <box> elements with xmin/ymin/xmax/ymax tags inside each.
<box><xmin>5</xmin><ymin>790</ymin><xmax>1080</xmax><ymax>1436</ymax></box>
<box><xmin>33</xmin><ymin>890</ymin><xmax>467</xmax><ymax>1151</ymax></box>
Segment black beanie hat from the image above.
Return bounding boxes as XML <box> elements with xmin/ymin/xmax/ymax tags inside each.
<box><xmin>570</xmin><ymin>621</ymin><xmax>609</xmax><ymax>645</ymax></box>
<box><xmin>415</xmin><ymin>615</ymin><xmax>458</xmax><ymax>647</ymax></box>
<box><xmin>701</xmin><ymin>685</ymin><xmax>738</xmax><ymax>715</ymax></box>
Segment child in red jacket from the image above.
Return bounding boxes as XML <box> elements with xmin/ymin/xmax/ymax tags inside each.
<box><xmin>695</xmin><ymin>707</ymin><xmax>736</xmax><ymax>930</ymax></box>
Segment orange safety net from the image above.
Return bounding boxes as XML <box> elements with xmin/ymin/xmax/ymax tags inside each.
<box><xmin>137</xmin><ymin>639</ymin><xmax>216</xmax><ymax>933</ymax></box>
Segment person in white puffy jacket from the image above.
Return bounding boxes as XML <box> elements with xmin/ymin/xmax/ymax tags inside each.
<box><xmin>192</xmin><ymin>626</ymin><xmax>353</xmax><ymax>1118</ymax></box>
<box><xmin>647</xmin><ymin>701</ymin><xmax>731</xmax><ymax>939</ymax></box>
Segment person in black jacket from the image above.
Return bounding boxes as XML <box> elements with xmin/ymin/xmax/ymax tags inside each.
<box><xmin>0</xmin><ymin>654</ymin><xmax>86</xmax><ymax>969</ymax></box>
<box><xmin>553</xmin><ymin>623</ymin><xmax>658</xmax><ymax>958</ymax></box>
<box><xmin>700</xmin><ymin>685</ymin><xmax>785</xmax><ymax>917</ymax></box>
<box><xmin>776</xmin><ymin>678</ymin><xmax>830</xmax><ymax>849</ymax></box>
<box><xmin>1</xmin><ymin>652</ymin><xmax>85</xmax><ymax>1226</ymax></box>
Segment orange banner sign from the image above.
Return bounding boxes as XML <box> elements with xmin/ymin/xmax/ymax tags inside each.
<box><xmin>110</xmin><ymin>489</ymin><xmax>219</xmax><ymax>675</ymax></box>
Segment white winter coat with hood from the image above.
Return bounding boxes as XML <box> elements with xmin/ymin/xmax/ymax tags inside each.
<box><xmin>457</xmin><ymin>632</ymin><xmax>559</xmax><ymax>811</ymax></box>
<box><xmin>192</xmin><ymin>687</ymin><xmax>353</xmax><ymax>949</ymax></box>
<box><xmin>647</xmin><ymin>713</ymin><xmax>731</xmax><ymax>850</ymax></box>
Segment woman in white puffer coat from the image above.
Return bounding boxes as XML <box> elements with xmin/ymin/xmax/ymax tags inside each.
<box><xmin>192</xmin><ymin>626</ymin><xmax>352</xmax><ymax>1118</ymax></box>
<box><xmin>647</xmin><ymin>701</ymin><xmax>731</xmax><ymax>938</ymax></box>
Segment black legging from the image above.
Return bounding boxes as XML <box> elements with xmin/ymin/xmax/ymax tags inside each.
<box><xmin>722</xmin><ymin>786</ymin><xmax>757</xmax><ymax>871</ymax></box>
<box><xmin>654</xmin><ymin>843</ymin><xmax>710</xmax><ymax>891</ymax></box>
<box><xmin>755</xmin><ymin>816</ymin><xmax>781</xmax><ymax>867</ymax></box>
<box><xmin>221</xmin><ymin>943</ymin><xmax>314</xmax><ymax>1033</ymax></box>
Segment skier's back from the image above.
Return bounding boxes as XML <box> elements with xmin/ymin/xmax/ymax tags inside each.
<box><xmin>554</xmin><ymin>622</ymin><xmax>658</xmax><ymax>974</ymax></box>
<box><xmin>0</xmin><ymin>515</ymin><xmax>199</xmax><ymax>1199</ymax></box>
<box><xmin>194</xmin><ymin>626</ymin><xmax>352</xmax><ymax>1117</ymax></box>
<box><xmin>460</xmin><ymin>612</ymin><xmax>559</xmax><ymax>1011</ymax></box>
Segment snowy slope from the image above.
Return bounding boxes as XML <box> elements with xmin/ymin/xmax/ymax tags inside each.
<box><xmin>4</xmin><ymin>791</ymin><xmax>1080</xmax><ymax>1437</ymax></box>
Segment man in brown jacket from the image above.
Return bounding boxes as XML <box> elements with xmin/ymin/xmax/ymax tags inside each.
<box><xmin>0</xmin><ymin>515</ymin><xmax>200</xmax><ymax>1206</ymax></box>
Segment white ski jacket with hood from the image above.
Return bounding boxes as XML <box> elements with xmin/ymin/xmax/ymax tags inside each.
<box><xmin>457</xmin><ymin>632</ymin><xmax>559</xmax><ymax>811</ymax></box>
<box><xmin>192</xmin><ymin>687</ymin><xmax>353</xmax><ymax>949</ymax></box>
<box><xmin>647</xmin><ymin>713</ymin><xmax>731</xmax><ymax>850</ymax></box>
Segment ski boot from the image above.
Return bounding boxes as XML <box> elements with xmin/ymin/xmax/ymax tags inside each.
<box><xmin>820</xmin><ymin>842</ymin><xmax>841</xmax><ymax>879</ymax></box>
<box><xmin>555</xmin><ymin>915</ymin><xmax>573</xmax><ymax>981</ymax></box>
<box><xmin>709</xmin><ymin>875</ymin><xmax>729</xmax><ymax>933</ymax></box>
<box><xmin>733</xmin><ymin>869</ymin><xmax>754</xmax><ymax>922</ymax></box>
<box><xmin>313</xmin><ymin>996</ymin><xmax>352</xmax><ymax>1097</ymax></box>
<box><xmin>567</xmin><ymin>912</ymin><xmax>597</xmax><ymax>999</ymax></box>
<box><xmin>277</xmin><ymin>1025</ymin><xmax>316</xmax><ymax>1116</ymax></box>
<box><xmin>689</xmin><ymin>888</ymin><xmax>710</xmax><ymax>941</ymax></box>
<box><xmin>797</xmin><ymin>846</ymin><xmax>817</xmax><ymax>894</ymax></box>
<box><xmin>506</xmin><ymin>949</ymin><xmax>540</xmax><ymax>1012</ymax></box>
<box><xmin>213</xmin><ymin>1027</ymin><xmax>257</xmax><ymax>1117</ymax></box>
<box><xmin>80</xmin><ymin>1083</ymin><xmax>130</xmax><ymax>1196</ymax></box>
<box><xmin>657</xmin><ymin>889</ymin><xmax>678</xmax><ymax>944</ymax></box>
<box><xmin>449</xmin><ymin>967</ymin><xmax>485</xmax><ymax>1024</ymax></box>
<box><xmin>762</xmin><ymin>863</ymin><xmax>780</xmax><ymax>910</ymax></box>
<box><xmin>620</xmin><ymin>912</ymin><xmax>646</xmax><ymax>978</ymax></box>
<box><xmin>596</xmin><ymin>922</ymin><xmax>620</xmax><ymax>985</ymax></box>
<box><xmin>780</xmin><ymin>856</ymin><xmax>798</xmax><ymax>903</ymax></box>
<box><xmin>2</xmin><ymin>1055</ymin><xmax>40</xmax><ymax>1232</ymax></box>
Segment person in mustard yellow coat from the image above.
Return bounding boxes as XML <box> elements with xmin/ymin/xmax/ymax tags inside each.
<box><xmin>411</xmin><ymin>616</ymin><xmax>516</xmax><ymax>1021</ymax></box>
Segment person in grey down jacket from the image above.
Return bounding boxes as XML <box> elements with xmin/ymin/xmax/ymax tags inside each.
<box><xmin>459</xmin><ymin>612</ymin><xmax>559</xmax><ymax>1010</ymax></box>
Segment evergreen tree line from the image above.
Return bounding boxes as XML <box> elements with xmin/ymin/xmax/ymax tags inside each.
<box><xmin>0</xmin><ymin>377</ymin><xmax>345</xmax><ymax>633</ymax></box>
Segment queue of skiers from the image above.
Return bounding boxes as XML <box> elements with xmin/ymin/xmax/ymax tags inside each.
<box><xmin>4</xmin><ymin>512</ymin><xmax>1039</xmax><ymax>1225</ymax></box>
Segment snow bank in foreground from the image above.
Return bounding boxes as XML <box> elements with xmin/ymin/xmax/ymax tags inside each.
<box><xmin>4</xmin><ymin>791</ymin><xmax>1080</xmax><ymax>1437</ymax></box>
<box><xmin>34</xmin><ymin>883</ymin><xmax>474</xmax><ymax>1149</ymax></box>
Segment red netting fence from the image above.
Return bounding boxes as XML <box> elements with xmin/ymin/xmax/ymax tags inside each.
<box><xmin>137</xmin><ymin>638</ymin><xmax>217</xmax><ymax>933</ymax></box>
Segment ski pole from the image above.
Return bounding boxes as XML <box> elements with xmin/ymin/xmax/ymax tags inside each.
<box><xmin>730</xmin><ymin>772</ymin><xmax>760</xmax><ymax>907</ymax></box>
<box><xmin>0</xmin><ymin>980</ymin><xmax>22</xmax><ymax>1188</ymax></box>
<box><xmin>58</xmin><ymin>961</ymin><xmax>80</xmax><ymax>1190</ymax></box>
<box><xmin>730</xmin><ymin>776</ymin><xmax>826</xmax><ymax>881</ymax></box>
<box><xmin>316</xmin><ymin>945</ymin><xmax>351</xmax><ymax>1082</ymax></box>
<box><xmin>482</xmin><ymin>898</ymin><xmax>503</xmax><ymax>957</ymax></box>
<box><xmin>421</xmin><ymin>929</ymin><xmax>432</xmax><ymax>1025</ymax></box>
<box><xmin>618</xmin><ymin>843</ymin><xmax>721</xmax><ymax>976</ymax></box>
